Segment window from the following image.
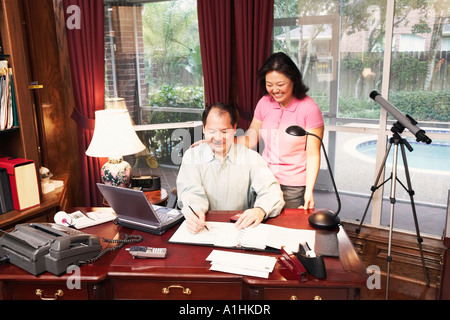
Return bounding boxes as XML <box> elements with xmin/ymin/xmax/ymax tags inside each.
<box><xmin>104</xmin><ymin>0</ymin><xmax>203</xmax><ymax>169</ymax></box>
<box><xmin>274</xmin><ymin>0</ymin><xmax>450</xmax><ymax>236</ymax></box>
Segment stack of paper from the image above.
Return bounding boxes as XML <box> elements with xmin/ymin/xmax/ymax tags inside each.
<box><xmin>206</xmin><ymin>250</ymin><xmax>277</xmax><ymax>278</ymax></box>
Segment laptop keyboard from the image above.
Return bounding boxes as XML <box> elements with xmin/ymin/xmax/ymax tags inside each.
<box><xmin>156</xmin><ymin>212</ymin><xmax>172</xmax><ymax>223</ymax></box>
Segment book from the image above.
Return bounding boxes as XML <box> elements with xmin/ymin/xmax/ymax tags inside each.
<box><xmin>0</xmin><ymin>62</ymin><xmax>17</xmax><ymax>130</ymax></box>
<box><xmin>0</xmin><ymin>156</ymin><xmax>40</xmax><ymax>211</ymax></box>
<box><xmin>168</xmin><ymin>220</ymin><xmax>316</xmax><ymax>253</ymax></box>
<box><xmin>0</xmin><ymin>167</ymin><xmax>14</xmax><ymax>214</ymax></box>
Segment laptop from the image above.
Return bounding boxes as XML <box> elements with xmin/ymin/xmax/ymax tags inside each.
<box><xmin>97</xmin><ymin>183</ymin><xmax>184</xmax><ymax>235</ymax></box>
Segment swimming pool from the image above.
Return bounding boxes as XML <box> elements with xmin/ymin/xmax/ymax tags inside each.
<box><xmin>356</xmin><ymin>138</ymin><xmax>450</xmax><ymax>172</ymax></box>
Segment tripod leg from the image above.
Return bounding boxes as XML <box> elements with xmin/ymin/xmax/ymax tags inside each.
<box><xmin>386</xmin><ymin>143</ymin><xmax>400</xmax><ymax>300</ymax></box>
<box><xmin>354</xmin><ymin>142</ymin><xmax>393</xmax><ymax>244</ymax></box>
<box><xmin>399</xmin><ymin>143</ymin><xmax>430</xmax><ymax>287</ymax></box>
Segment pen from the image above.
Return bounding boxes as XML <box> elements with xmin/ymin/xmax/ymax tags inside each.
<box><xmin>188</xmin><ymin>205</ymin><xmax>209</xmax><ymax>231</ymax></box>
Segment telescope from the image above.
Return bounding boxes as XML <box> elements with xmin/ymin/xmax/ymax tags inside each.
<box><xmin>370</xmin><ymin>91</ymin><xmax>432</xmax><ymax>144</ymax></box>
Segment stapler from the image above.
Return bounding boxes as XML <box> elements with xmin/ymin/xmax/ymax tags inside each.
<box><xmin>278</xmin><ymin>246</ymin><xmax>308</xmax><ymax>282</ymax></box>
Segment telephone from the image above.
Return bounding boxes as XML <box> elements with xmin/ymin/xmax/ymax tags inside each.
<box><xmin>0</xmin><ymin>223</ymin><xmax>102</xmax><ymax>276</ymax></box>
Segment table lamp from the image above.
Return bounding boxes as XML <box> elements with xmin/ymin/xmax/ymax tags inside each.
<box><xmin>105</xmin><ymin>97</ymin><xmax>127</xmax><ymax>110</ymax></box>
<box><xmin>86</xmin><ymin>109</ymin><xmax>146</xmax><ymax>188</ymax></box>
<box><xmin>285</xmin><ymin>125</ymin><xmax>341</xmax><ymax>229</ymax></box>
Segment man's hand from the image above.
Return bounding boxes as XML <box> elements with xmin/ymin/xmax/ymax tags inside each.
<box><xmin>186</xmin><ymin>210</ymin><xmax>207</xmax><ymax>234</ymax></box>
<box><xmin>234</xmin><ymin>207</ymin><xmax>266</xmax><ymax>230</ymax></box>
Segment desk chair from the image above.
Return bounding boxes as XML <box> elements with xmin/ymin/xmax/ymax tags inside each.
<box><xmin>167</xmin><ymin>187</ymin><xmax>178</xmax><ymax>209</ymax></box>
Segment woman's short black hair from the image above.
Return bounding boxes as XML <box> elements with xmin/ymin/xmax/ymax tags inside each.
<box><xmin>202</xmin><ymin>102</ymin><xmax>239</xmax><ymax>127</ymax></box>
<box><xmin>257</xmin><ymin>52</ymin><xmax>309</xmax><ymax>100</ymax></box>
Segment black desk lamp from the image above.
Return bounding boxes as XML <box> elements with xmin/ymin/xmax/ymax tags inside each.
<box><xmin>285</xmin><ymin>125</ymin><xmax>341</xmax><ymax>229</ymax></box>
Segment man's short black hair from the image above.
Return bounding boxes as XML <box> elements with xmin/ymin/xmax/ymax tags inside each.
<box><xmin>202</xmin><ymin>102</ymin><xmax>239</xmax><ymax>127</ymax></box>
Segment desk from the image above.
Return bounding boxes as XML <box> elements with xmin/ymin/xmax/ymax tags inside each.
<box><xmin>0</xmin><ymin>209</ymin><xmax>367</xmax><ymax>300</ymax></box>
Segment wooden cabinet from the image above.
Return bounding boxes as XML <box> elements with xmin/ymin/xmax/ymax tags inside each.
<box><xmin>0</xmin><ymin>0</ymin><xmax>40</xmax><ymax>163</ymax></box>
<box><xmin>0</xmin><ymin>0</ymin><xmax>81</xmax><ymax>225</ymax></box>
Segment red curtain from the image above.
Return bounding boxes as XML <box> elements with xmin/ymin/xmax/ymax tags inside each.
<box><xmin>234</xmin><ymin>0</ymin><xmax>274</xmax><ymax>130</ymax></box>
<box><xmin>63</xmin><ymin>0</ymin><xmax>104</xmax><ymax>206</ymax></box>
<box><xmin>198</xmin><ymin>0</ymin><xmax>274</xmax><ymax>131</ymax></box>
<box><xmin>197</xmin><ymin>0</ymin><xmax>234</xmax><ymax>106</ymax></box>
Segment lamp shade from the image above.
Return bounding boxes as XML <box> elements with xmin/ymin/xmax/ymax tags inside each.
<box><xmin>86</xmin><ymin>109</ymin><xmax>146</xmax><ymax>158</ymax></box>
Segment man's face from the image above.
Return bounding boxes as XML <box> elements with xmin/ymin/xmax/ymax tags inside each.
<box><xmin>203</xmin><ymin>108</ymin><xmax>236</xmax><ymax>158</ymax></box>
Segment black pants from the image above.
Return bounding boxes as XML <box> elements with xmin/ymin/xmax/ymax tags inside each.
<box><xmin>281</xmin><ymin>185</ymin><xmax>306</xmax><ymax>209</ymax></box>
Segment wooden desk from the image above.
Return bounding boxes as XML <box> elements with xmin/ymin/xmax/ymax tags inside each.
<box><xmin>0</xmin><ymin>209</ymin><xmax>367</xmax><ymax>300</ymax></box>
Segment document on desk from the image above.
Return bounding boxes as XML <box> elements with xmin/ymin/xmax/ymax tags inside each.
<box><xmin>206</xmin><ymin>250</ymin><xmax>277</xmax><ymax>278</ymax></box>
<box><xmin>168</xmin><ymin>220</ymin><xmax>315</xmax><ymax>252</ymax></box>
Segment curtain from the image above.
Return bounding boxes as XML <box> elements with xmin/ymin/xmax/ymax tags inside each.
<box><xmin>234</xmin><ymin>0</ymin><xmax>274</xmax><ymax>130</ymax></box>
<box><xmin>197</xmin><ymin>0</ymin><xmax>234</xmax><ymax>106</ymax></box>
<box><xmin>63</xmin><ymin>0</ymin><xmax>105</xmax><ymax>206</ymax></box>
<box><xmin>198</xmin><ymin>0</ymin><xmax>274</xmax><ymax>131</ymax></box>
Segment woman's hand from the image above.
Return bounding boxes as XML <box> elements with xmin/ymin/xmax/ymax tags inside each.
<box><xmin>190</xmin><ymin>140</ymin><xmax>206</xmax><ymax>148</ymax></box>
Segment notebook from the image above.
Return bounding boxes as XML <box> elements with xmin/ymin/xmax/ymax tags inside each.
<box><xmin>97</xmin><ymin>183</ymin><xmax>184</xmax><ymax>235</ymax></box>
<box><xmin>168</xmin><ymin>220</ymin><xmax>316</xmax><ymax>253</ymax></box>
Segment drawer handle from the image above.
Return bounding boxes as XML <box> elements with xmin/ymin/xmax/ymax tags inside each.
<box><xmin>35</xmin><ymin>289</ymin><xmax>64</xmax><ymax>300</ymax></box>
<box><xmin>162</xmin><ymin>285</ymin><xmax>191</xmax><ymax>295</ymax></box>
<box><xmin>290</xmin><ymin>295</ymin><xmax>323</xmax><ymax>300</ymax></box>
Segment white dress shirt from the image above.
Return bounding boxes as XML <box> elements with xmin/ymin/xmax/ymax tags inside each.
<box><xmin>176</xmin><ymin>142</ymin><xmax>285</xmax><ymax>219</ymax></box>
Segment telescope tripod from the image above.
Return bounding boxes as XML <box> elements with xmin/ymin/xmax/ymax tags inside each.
<box><xmin>354</xmin><ymin>124</ymin><xmax>430</xmax><ymax>299</ymax></box>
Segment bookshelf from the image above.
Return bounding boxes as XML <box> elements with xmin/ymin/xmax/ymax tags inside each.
<box><xmin>0</xmin><ymin>0</ymin><xmax>80</xmax><ymax>228</ymax></box>
<box><xmin>0</xmin><ymin>0</ymin><xmax>40</xmax><ymax>163</ymax></box>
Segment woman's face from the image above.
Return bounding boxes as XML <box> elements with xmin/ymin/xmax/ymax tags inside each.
<box><xmin>265</xmin><ymin>71</ymin><xmax>294</xmax><ymax>108</ymax></box>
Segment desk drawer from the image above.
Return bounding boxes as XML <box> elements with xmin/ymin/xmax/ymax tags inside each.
<box><xmin>3</xmin><ymin>282</ymin><xmax>91</xmax><ymax>300</ymax></box>
<box><xmin>112</xmin><ymin>279</ymin><xmax>242</xmax><ymax>300</ymax></box>
<box><xmin>264</xmin><ymin>287</ymin><xmax>349</xmax><ymax>300</ymax></box>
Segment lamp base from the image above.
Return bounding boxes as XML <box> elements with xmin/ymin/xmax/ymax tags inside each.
<box><xmin>308</xmin><ymin>209</ymin><xmax>340</xmax><ymax>229</ymax></box>
<box><xmin>101</xmin><ymin>157</ymin><xmax>132</xmax><ymax>188</ymax></box>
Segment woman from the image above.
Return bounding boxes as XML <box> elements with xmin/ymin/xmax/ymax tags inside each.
<box><xmin>236</xmin><ymin>52</ymin><xmax>324</xmax><ymax>209</ymax></box>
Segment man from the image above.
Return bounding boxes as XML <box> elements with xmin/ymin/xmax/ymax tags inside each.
<box><xmin>177</xmin><ymin>102</ymin><xmax>285</xmax><ymax>234</ymax></box>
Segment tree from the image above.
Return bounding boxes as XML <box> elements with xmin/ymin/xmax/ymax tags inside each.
<box><xmin>142</xmin><ymin>0</ymin><xmax>200</xmax><ymax>86</ymax></box>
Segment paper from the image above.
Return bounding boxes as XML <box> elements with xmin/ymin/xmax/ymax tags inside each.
<box><xmin>58</xmin><ymin>210</ymin><xmax>116</xmax><ymax>229</ymax></box>
<box><xmin>169</xmin><ymin>220</ymin><xmax>315</xmax><ymax>252</ymax></box>
<box><xmin>206</xmin><ymin>249</ymin><xmax>277</xmax><ymax>278</ymax></box>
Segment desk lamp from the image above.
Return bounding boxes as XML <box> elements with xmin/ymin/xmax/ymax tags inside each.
<box><xmin>86</xmin><ymin>109</ymin><xmax>146</xmax><ymax>187</ymax></box>
<box><xmin>285</xmin><ymin>125</ymin><xmax>341</xmax><ymax>229</ymax></box>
